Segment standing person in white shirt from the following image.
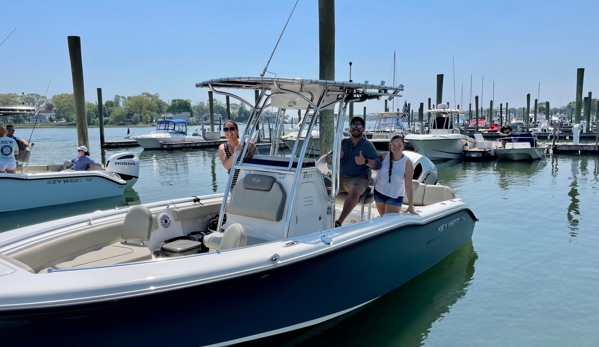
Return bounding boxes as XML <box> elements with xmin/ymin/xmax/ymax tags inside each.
<box><xmin>373</xmin><ymin>135</ymin><xmax>418</xmax><ymax>215</ymax></box>
<box><xmin>0</xmin><ymin>126</ymin><xmax>19</xmax><ymax>174</ymax></box>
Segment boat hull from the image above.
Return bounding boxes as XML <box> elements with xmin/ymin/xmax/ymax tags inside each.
<box><xmin>0</xmin><ymin>172</ymin><xmax>127</xmax><ymax>213</ymax></box>
<box><xmin>134</xmin><ymin>135</ymin><xmax>204</xmax><ymax>150</ymax></box>
<box><xmin>0</xmin><ymin>206</ymin><xmax>476</xmax><ymax>346</ymax></box>
<box><xmin>405</xmin><ymin>134</ymin><xmax>469</xmax><ymax>161</ymax></box>
<box><xmin>495</xmin><ymin>147</ymin><xmax>546</xmax><ymax>161</ymax></box>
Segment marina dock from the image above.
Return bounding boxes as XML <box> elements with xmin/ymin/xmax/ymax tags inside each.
<box><xmin>101</xmin><ymin>138</ymin><xmax>287</xmax><ymax>150</ymax></box>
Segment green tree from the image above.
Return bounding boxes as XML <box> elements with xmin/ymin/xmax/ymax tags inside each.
<box><xmin>125</xmin><ymin>95</ymin><xmax>157</xmax><ymax>121</ymax></box>
<box><xmin>86</xmin><ymin>102</ymin><xmax>98</xmax><ymax>125</ymax></box>
<box><xmin>0</xmin><ymin>93</ymin><xmax>20</xmax><ymax>106</ymax></box>
<box><xmin>110</xmin><ymin>107</ymin><xmax>126</xmax><ymax>125</ymax></box>
<box><xmin>19</xmin><ymin>93</ymin><xmax>47</xmax><ymax>108</ymax></box>
<box><xmin>166</xmin><ymin>99</ymin><xmax>193</xmax><ymax>116</ymax></box>
<box><xmin>51</xmin><ymin>93</ymin><xmax>76</xmax><ymax>122</ymax></box>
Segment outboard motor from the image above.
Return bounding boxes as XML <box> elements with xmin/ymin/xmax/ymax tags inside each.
<box><xmin>105</xmin><ymin>152</ymin><xmax>140</xmax><ymax>189</ymax></box>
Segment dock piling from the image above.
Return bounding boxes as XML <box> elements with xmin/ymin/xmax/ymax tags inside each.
<box><xmin>575</xmin><ymin>68</ymin><xmax>584</xmax><ymax>125</ymax></box>
<box><xmin>97</xmin><ymin>88</ymin><xmax>104</xmax><ymax>146</ymax></box>
<box><xmin>67</xmin><ymin>36</ymin><xmax>89</xmax><ymax>149</ymax></box>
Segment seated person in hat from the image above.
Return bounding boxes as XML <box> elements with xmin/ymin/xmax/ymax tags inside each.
<box><xmin>67</xmin><ymin>146</ymin><xmax>104</xmax><ymax>171</ymax></box>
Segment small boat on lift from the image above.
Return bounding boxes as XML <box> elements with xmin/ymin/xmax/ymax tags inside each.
<box><xmin>0</xmin><ymin>77</ymin><xmax>477</xmax><ymax>346</ymax></box>
<box><xmin>131</xmin><ymin>118</ymin><xmax>205</xmax><ymax>149</ymax></box>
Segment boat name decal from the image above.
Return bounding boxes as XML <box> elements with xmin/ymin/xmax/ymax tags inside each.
<box><xmin>47</xmin><ymin>178</ymin><xmax>83</xmax><ymax>184</ymax></box>
<box><xmin>438</xmin><ymin>217</ymin><xmax>461</xmax><ymax>233</ymax></box>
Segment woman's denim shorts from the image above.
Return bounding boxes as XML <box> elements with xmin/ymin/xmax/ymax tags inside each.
<box><xmin>373</xmin><ymin>189</ymin><xmax>404</xmax><ymax>206</ymax></box>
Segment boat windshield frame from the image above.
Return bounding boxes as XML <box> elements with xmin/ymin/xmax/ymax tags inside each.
<box><xmin>196</xmin><ymin>77</ymin><xmax>404</xmax><ymax>235</ymax></box>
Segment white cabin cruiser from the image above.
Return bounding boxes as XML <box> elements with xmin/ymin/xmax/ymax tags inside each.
<box><xmin>281</xmin><ymin>115</ymin><xmax>320</xmax><ymax>155</ymax></box>
<box><xmin>131</xmin><ymin>119</ymin><xmax>205</xmax><ymax>149</ymax></box>
<box><xmin>0</xmin><ymin>150</ymin><xmax>139</xmax><ymax>213</ymax></box>
<box><xmin>406</xmin><ymin>104</ymin><xmax>472</xmax><ymax>161</ymax></box>
<box><xmin>0</xmin><ymin>77</ymin><xmax>477</xmax><ymax>346</ymax></box>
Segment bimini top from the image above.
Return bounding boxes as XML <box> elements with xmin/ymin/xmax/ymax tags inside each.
<box><xmin>157</xmin><ymin>118</ymin><xmax>187</xmax><ymax>124</ymax></box>
<box><xmin>196</xmin><ymin>77</ymin><xmax>404</xmax><ymax>110</ymax></box>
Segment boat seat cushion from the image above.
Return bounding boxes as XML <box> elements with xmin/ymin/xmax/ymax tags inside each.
<box><xmin>52</xmin><ymin>242</ymin><xmax>152</xmax><ymax>270</ymax></box>
<box><xmin>87</xmin><ymin>164</ymin><xmax>104</xmax><ymax>171</ymax></box>
<box><xmin>404</xmin><ymin>180</ymin><xmax>426</xmax><ymax>206</ymax></box>
<box><xmin>203</xmin><ymin>223</ymin><xmax>247</xmax><ymax>251</ymax></box>
<box><xmin>227</xmin><ymin>174</ymin><xmax>286</xmax><ymax>222</ymax></box>
<box><xmin>423</xmin><ymin>185</ymin><xmax>456</xmax><ymax>205</ymax></box>
<box><xmin>123</xmin><ymin>205</ymin><xmax>155</xmax><ymax>241</ymax></box>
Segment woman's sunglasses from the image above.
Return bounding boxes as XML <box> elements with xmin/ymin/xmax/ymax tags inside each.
<box><xmin>223</xmin><ymin>127</ymin><xmax>236</xmax><ymax>132</ymax></box>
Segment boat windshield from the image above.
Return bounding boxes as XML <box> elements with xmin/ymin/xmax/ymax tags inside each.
<box><xmin>156</xmin><ymin>120</ymin><xmax>187</xmax><ymax>135</ymax></box>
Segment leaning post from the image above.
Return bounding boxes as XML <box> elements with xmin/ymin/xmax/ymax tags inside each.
<box><xmin>97</xmin><ymin>88</ymin><xmax>104</xmax><ymax>146</ymax></box>
<box><xmin>67</xmin><ymin>36</ymin><xmax>89</xmax><ymax>149</ymax></box>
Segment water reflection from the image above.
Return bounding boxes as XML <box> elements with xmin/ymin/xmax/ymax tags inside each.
<box><xmin>494</xmin><ymin>159</ymin><xmax>547</xmax><ymax>190</ymax></box>
<box><xmin>567</xmin><ymin>157</ymin><xmax>581</xmax><ymax>236</ymax></box>
<box><xmin>0</xmin><ymin>189</ymin><xmax>140</xmax><ymax>233</ymax></box>
<box><xmin>139</xmin><ymin>150</ymin><xmax>190</xmax><ymax>187</ymax></box>
<box><xmin>239</xmin><ymin>242</ymin><xmax>478</xmax><ymax>347</ymax></box>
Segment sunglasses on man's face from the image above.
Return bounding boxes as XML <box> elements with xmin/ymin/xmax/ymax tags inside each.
<box><xmin>350</xmin><ymin>124</ymin><xmax>364</xmax><ymax>130</ymax></box>
<box><xmin>223</xmin><ymin>127</ymin><xmax>236</xmax><ymax>132</ymax></box>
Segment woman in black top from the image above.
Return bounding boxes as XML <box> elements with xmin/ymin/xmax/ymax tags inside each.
<box><xmin>218</xmin><ymin>120</ymin><xmax>257</xmax><ymax>187</ymax></box>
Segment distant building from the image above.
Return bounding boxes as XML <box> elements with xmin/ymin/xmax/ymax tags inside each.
<box><xmin>29</xmin><ymin>109</ymin><xmax>54</xmax><ymax>123</ymax></box>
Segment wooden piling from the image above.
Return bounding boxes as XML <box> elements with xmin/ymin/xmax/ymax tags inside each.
<box><xmin>318</xmin><ymin>0</ymin><xmax>335</xmax><ymax>155</ymax></box>
<box><xmin>489</xmin><ymin>100</ymin><xmax>493</xmax><ymax>124</ymax></box>
<box><xmin>208</xmin><ymin>91</ymin><xmax>214</xmax><ymax>132</ymax></box>
<box><xmin>583</xmin><ymin>96</ymin><xmax>589</xmax><ymax>132</ymax></box>
<box><xmin>595</xmin><ymin>100</ymin><xmax>599</xmax><ymax>150</ymax></box>
<box><xmin>545</xmin><ymin>101</ymin><xmax>550</xmax><ymax>121</ymax></box>
<box><xmin>97</xmin><ymin>88</ymin><xmax>104</xmax><ymax>146</ymax></box>
<box><xmin>436</xmin><ymin>74</ymin><xmax>443</xmax><ymax>106</ymax></box>
<box><xmin>67</xmin><ymin>36</ymin><xmax>89</xmax><ymax>149</ymax></box>
<box><xmin>475</xmin><ymin>96</ymin><xmax>479</xmax><ymax>132</ymax></box>
<box><xmin>534</xmin><ymin>98</ymin><xmax>538</xmax><ymax>126</ymax></box>
<box><xmin>499</xmin><ymin>103</ymin><xmax>503</xmax><ymax>126</ymax></box>
<box><xmin>363</xmin><ymin>106</ymin><xmax>366</xmax><ymax>118</ymax></box>
<box><xmin>506</xmin><ymin>102</ymin><xmax>509</xmax><ymax>123</ymax></box>
<box><xmin>418</xmin><ymin>103</ymin><xmax>424</xmax><ymax>134</ymax></box>
<box><xmin>585</xmin><ymin>92</ymin><xmax>592</xmax><ymax>132</ymax></box>
<box><xmin>468</xmin><ymin>103</ymin><xmax>472</xmax><ymax>126</ymax></box>
<box><xmin>526</xmin><ymin>93</ymin><xmax>530</xmax><ymax>131</ymax></box>
<box><xmin>575</xmin><ymin>68</ymin><xmax>584</xmax><ymax>124</ymax></box>
<box><xmin>226</xmin><ymin>96</ymin><xmax>231</xmax><ymax>119</ymax></box>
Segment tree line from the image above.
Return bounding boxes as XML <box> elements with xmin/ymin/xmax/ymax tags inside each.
<box><xmin>0</xmin><ymin>92</ymin><xmax>255</xmax><ymax>125</ymax></box>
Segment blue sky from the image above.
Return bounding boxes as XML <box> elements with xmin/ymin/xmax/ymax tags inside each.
<box><xmin>1</xmin><ymin>0</ymin><xmax>597</xmax><ymax>113</ymax></box>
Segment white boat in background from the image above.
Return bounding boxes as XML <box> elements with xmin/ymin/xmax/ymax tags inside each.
<box><xmin>366</xmin><ymin>111</ymin><xmax>409</xmax><ymax>151</ymax></box>
<box><xmin>405</xmin><ymin>104</ymin><xmax>471</xmax><ymax>161</ymax></box>
<box><xmin>131</xmin><ymin>119</ymin><xmax>205</xmax><ymax>149</ymax></box>
<box><xmin>495</xmin><ymin>132</ymin><xmax>547</xmax><ymax>161</ymax></box>
<box><xmin>1</xmin><ymin>150</ymin><xmax>139</xmax><ymax>213</ymax></box>
<box><xmin>0</xmin><ymin>77</ymin><xmax>477</xmax><ymax>346</ymax></box>
<box><xmin>281</xmin><ymin>117</ymin><xmax>320</xmax><ymax>155</ymax></box>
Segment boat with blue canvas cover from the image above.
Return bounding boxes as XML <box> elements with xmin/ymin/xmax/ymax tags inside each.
<box><xmin>495</xmin><ymin>132</ymin><xmax>547</xmax><ymax>161</ymax></box>
<box><xmin>0</xmin><ymin>77</ymin><xmax>477</xmax><ymax>346</ymax></box>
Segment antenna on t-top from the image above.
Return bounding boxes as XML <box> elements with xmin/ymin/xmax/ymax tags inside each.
<box><xmin>349</xmin><ymin>61</ymin><xmax>353</xmax><ymax>82</ymax></box>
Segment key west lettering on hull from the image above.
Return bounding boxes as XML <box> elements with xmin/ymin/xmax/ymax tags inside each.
<box><xmin>47</xmin><ymin>178</ymin><xmax>91</xmax><ymax>184</ymax></box>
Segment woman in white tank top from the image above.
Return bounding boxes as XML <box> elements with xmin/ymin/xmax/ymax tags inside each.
<box><xmin>373</xmin><ymin>135</ymin><xmax>418</xmax><ymax>215</ymax></box>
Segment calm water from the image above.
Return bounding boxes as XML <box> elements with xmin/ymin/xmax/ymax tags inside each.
<box><xmin>1</xmin><ymin>127</ymin><xmax>598</xmax><ymax>346</ymax></box>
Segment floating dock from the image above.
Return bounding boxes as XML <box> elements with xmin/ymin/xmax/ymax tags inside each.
<box><xmin>101</xmin><ymin>139</ymin><xmax>287</xmax><ymax>151</ymax></box>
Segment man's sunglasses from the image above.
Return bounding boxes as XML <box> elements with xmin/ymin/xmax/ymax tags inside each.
<box><xmin>350</xmin><ymin>124</ymin><xmax>364</xmax><ymax>129</ymax></box>
<box><xmin>223</xmin><ymin>127</ymin><xmax>236</xmax><ymax>132</ymax></box>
